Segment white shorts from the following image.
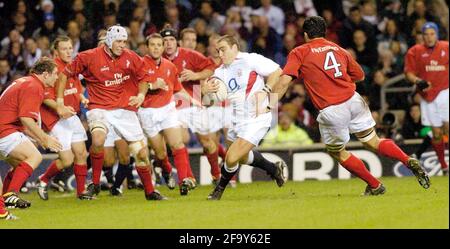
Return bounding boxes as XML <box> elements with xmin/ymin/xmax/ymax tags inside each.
<box><xmin>316</xmin><ymin>92</ymin><xmax>376</xmax><ymax>145</ymax></box>
<box><xmin>420</xmin><ymin>88</ymin><xmax>449</xmax><ymax>127</ymax></box>
<box><xmin>86</xmin><ymin>109</ymin><xmax>145</xmax><ymax>146</ymax></box>
<box><xmin>227</xmin><ymin>112</ymin><xmax>272</xmax><ymax>146</ymax></box>
<box><xmin>178</xmin><ymin>106</ymin><xmax>210</xmax><ymax>135</ymax></box>
<box><xmin>49</xmin><ymin>115</ymin><xmax>87</xmax><ymax>151</ymax></box>
<box><xmin>138</xmin><ymin>102</ymin><xmax>180</xmax><ymax>138</ymax></box>
<box><xmin>0</xmin><ymin>132</ymin><xmax>31</xmax><ymax>158</ymax></box>
<box><xmin>207</xmin><ymin>106</ymin><xmax>224</xmax><ymax>133</ymax></box>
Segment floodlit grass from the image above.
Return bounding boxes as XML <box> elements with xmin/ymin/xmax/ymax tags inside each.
<box><xmin>1</xmin><ymin>176</ymin><xmax>447</xmax><ymax>229</ymax></box>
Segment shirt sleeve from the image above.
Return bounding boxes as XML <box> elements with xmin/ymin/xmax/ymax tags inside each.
<box><xmin>404</xmin><ymin>47</ymin><xmax>417</xmax><ymax>74</ymax></box>
<box><xmin>282</xmin><ymin>49</ymin><xmax>302</xmax><ymax>79</ymax></box>
<box><xmin>18</xmin><ymin>85</ymin><xmax>42</xmax><ymax>121</ymax></box>
<box><xmin>345</xmin><ymin>49</ymin><xmax>365</xmax><ymax>82</ymax></box>
<box><xmin>249</xmin><ymin>53</ymin><xmax>280</xmax><ymax>77</ymax></box>
<box><xmin>63</xmin><ymin>50</ymin><xmax>90</xmax><ymax>77</ymax></box>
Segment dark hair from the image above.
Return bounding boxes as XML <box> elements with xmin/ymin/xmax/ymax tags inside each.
<box><xmin>30</xmin><ymin>57</ymin><xmax>56</xmax><ymax>74</ymax></box>
<box><xmin>217</xmin><ymin>35</ymin><xmax>240</xmax><ymax>50</ymax></box>
<box><xmin>52</xmin><ymin>35</ymin><xmax>72</xmax><ymax>51</ymax></box>
<box><xmin>146</xmin><ymin>33</ymin><xmax>163</xmax><ymax>44</ymax></box>
<box><xmin>180</xmin><ymin>28</ymin><xmax>197</xmax><ymax>40</ymax></box>
<box><xmin>303</xmin><ymin>16</ymin><xmax>327</xmax><ymax>39</ymax></box>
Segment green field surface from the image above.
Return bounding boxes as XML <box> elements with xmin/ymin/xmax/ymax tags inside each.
<box><xmin>1</xmin><ymin>176</ymin><xmax>448</xmax><ymax>229</ymax></box>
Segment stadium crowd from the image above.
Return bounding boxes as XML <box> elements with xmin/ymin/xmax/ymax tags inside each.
<box><xmin>0</xmin><ymin>0</ymin><xmax>448</xmax><ymax>147</ymax></box>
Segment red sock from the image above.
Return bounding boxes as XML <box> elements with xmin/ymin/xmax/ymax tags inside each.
<box><xmin>90</xmin><ymin>148</ymin><xmax>104</xmax><ymax>185</ymax></box>
<box><xmin>432</xmin><ymin>140</ymin><xmax>448</xmax><ymax>170</ymax></box>
<box><xmin>0</xmin><ymin>196</ymin><xmax>8</xmax><ymax>216</ymax></box>
<box><xmin>136</xmin><ymin>166</ymin><xmax>155</xmax><ymax>195</ymax></box>
<box><xmin>378</xmin><ymin>139</ymin><xmax>409</xmax><ymax>165</ymax></box>
<box><xmin>173</xmin><ymin>147</ymin><xmax>190</xmax><ymax>183</ymax></box>
<box><xmin>2</xmin><ymin>170</ymin><xmax>14</xmax><ymax>194</ymax></box>
<box><xmin>39</xmin><ymin>161</ymin><xmax>61</xmax><ymax>184</ymax></box>
<box><xmin>7</xmin><ymin>161</ymin><xmax>33</xmax><ymax>193</ymax></box>
<box><xmin>206</xmin><ymin>150</ymin><xmax>221</xmax><ymax>179</ymax></box>
<box><xmin>218</xmin><ymin>144</ymin><xmax>227</xmax><ymax>160</ymax></box>
<box><xmin>183</xmin><ymin>148</ymin><xmax>195</xmax><ymax>179</ymax></box>
<box><xmin>159</xmin><ymin>157</ymin><xmax>173</xmax><ymax>174</ymax></box>
<box><xmin>341</xmin><ymin>154</ymin><xmax>380</xmax><ymax>188</ymax></box>
<box><xmin>73</xmin><ymin>164</ymin><xmax>87</xmax><ymax>196</ymax></box>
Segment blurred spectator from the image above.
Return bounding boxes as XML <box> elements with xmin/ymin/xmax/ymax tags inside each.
<box><xmin>401</xmin><ymin>103</ymin><xmax>424</xmax><ymax>139</ymax></box>
<box><xmin>0</xmin><ymin>29</ymin><xmax>24</xmax><ymax>58</ymax></box>
<box><xmin>260</xmin><ymin>112</ymin><xmax>313</xmax><ymax>149</ymax></box>
<box><xmin>11</xmin><ymin>11</ymin><xmax>32</xmax><ymax>38</ymax></box>
<box><xmin>377</xmin><ymin>19</ymin><xmax>408</xmax><ymax>55</ymax></box>
<box><xmin>66</xmin><ymin>20</ymin><xmax>87</xmax><ymax>57</ymax></box>
<box><xmin>189</xmin><ymin>1</ymin><xmax>225</xmax><ymax>35</ymax></box>
<box><xmin>368</xmin><ymin>70</ymin><xmax>386</xmax><ymax>110</ymax></box>
<box><xmin>0</xmin><ymin>58</ymin><xmax>12</xmax><ymax>93</ymax></box>
<box><xmin>292</xmin><ymin>0</ymin><xmax>317</xmax><ymax>16</ymax></box>
<box><xmin>360</xmin><ymin>0</ymin><xmax>379</xmax><ymax>26</ymax></box>
<box><xmin>248</xmin><ymin>15</ymin><xmax>282</xmax><ymax>63</ymax></box>
<box><xmin>32</xmin><ymin>13</ymin><xmax>66</xmax><ymax>42</ymax></box>
<box><xmin>254</xmin><ymin>0</ymin><xmax>285</xmax><ymax>35</ymax></box>
<box><xmin>222</xmin><ymin>8</ymin><xmax>249</xmax><ymax>40</ymax></box>
<box><xmin>192</xmin><ymin>18</ymin><xmax>209</xmax><ymax>49</ymax></box>
<box><xmin>352</xmin><ymin>29</ymin><xmax>378</xmax><ymax>71</ymax></box>
<box><xmin>406</xmin><ymin>0</ymin><xmax>447</xmax><ymax>40</ymax></box>
<box><xmin>322</xmin><ymin>9</ymin><xmax>342</xmax><ymax>45</ymax></box>
<box><xmin>23</xmin><ymin>37</ymin><xmax>42</xmax><ymax>69</ymax></box>
<box><xmin>229</xmin><ymin>0</ymin><xmax>253</xmax><ymax>31</ymax></box>
<box><xmin>277</xmin><ymin>33</ymin><xmax>297</xmax><ymax>66</ymax></box>
<box><xmin>164</xmin><ymin>4</ymin><xmax>182</xmax><ymax>32</ymax></box>
<box><xmin>284</xmin><ymin>23</ymin><xmax>303</xmax><ymax>46</ymax></box>
<box><xmin>36</xmin><ymin>36</ymin><xmax>51</xmax><ymax>57</ymax></box>
<box><xmin>6</xmin><ymin>41</ymin><xmax>25</xmax><ymax>75</ymax></box>
<box><xmin>339</xmin><ymin>6</ymin><xmax>376</xmax><ymax>48</ymax></box>
<box><xmin>128</xmin><ymin>19</ymin><xmax>145</xmax><ymax>52</ymax></box>
<box><xmin>179</xmin><ymin>28</ymin><xmax>197</xmax><ymax>50</ymax></box>
<box><xmin>207</xmin><ymin>33</ymin><xmax>221</xmax><ymax>66</ymax></box>
<box><xmin>378</xmin><ymin>0</ymin><xmax>405</xmax><ymax>32</ymax></box>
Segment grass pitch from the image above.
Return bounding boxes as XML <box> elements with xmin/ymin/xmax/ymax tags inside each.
<box><xmin>0</xmin><ymin>176</ymin><xmax>448</xmax><ymax>229</ymax></box>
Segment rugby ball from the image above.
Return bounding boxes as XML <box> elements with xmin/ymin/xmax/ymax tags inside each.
<box><xmin>202</xmin><ymin>77</ymin><xmax>227</xmax><ymax>105</ymax></box>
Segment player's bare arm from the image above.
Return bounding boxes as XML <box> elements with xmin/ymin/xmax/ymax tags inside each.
<box><xmin>43</xmin><ymin>98</ymin><xmax>76</xmax><ymax>119</ymax></box>
<box><xmin>20</xmin><ymin>117</ymin><xmax>62</xmax><ymax>152</ymax></box>
<box><xmin>180</xmin><ymin>68</ymin><xmax>213</xmax><ymax>82</ymax></box>
<box><xmin>55</xmin><ymin>73</ymin><xmax>68</xmax><ymax>113</ymax></box>
<box><xmin>129</xmin><ymin>81</ymin><xmax>150</xmax><ymax>108</ymax></box>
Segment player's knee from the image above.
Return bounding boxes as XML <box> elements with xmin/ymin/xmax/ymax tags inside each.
<box><xmin>225</xmin><ymin>153</ymin><xmax>240</xmax><ymax>167</ymax></box>
<box><xmin>73</xmin><ymin>149</ymin><xmax>88</xmax><ymax>162</ymax></box>
<box><xmin>129</xmin><ymin>140</ymin><xmax>149</xmax><ymax>166</ymax></box>
<box><xmin>91</xmin><ymin>134</ymin><xmax>106</xmax><ymax>149</ymax></box>
<box><xmin>169</xmin><ymin>141</ymin><xmax>185</xmax><ymax>150</ymax></box>
<box><xmin>26</xmin><ymin>151</ymin><xmax>43</xmax><ymax>169</ymax></box>
<box><xmin>103</xmin><ymin>156</ymin><xmax>115</xmax><ymax>167</ymax></box>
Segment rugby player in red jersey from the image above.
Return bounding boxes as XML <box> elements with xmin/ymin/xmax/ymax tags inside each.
<box><xmin>56</xmin><ymin>25</ymin><xmax>166</xmax><ymax>201</ymax></box>
<box><xmin>272</xmin><ymin>16</ymin><xmax>430</xmax><ymax>195</ymax></box>
<box><xmin>36</xmin><ymin>36</ymin><xmax>92</xmax><ymax>200</ymax></box>
<box><xmin>1</xmin><ymin>57</ymin><xmax>62</xmax><ymax>212</ymax></box>
<box><xmin>405</xmin><ymin>22</ymin><xmax>449</xmax><ymax>175</ymax></box>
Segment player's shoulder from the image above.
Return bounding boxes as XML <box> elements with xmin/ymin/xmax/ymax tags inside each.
<box><xmin>407</xmin><ymin>43</ymin><xmax>425</xmax><ymax>53</ymax></box>
<box><xmin>438</xmin><ymin>40</ymin><xmax>449</xmax><ymax>48</ymax></box>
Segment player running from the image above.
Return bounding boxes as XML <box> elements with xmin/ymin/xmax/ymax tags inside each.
<box><xmin>404</xmin><ymin>22</ymin><xmax>449</xmax><ymax>176</ymax></box>
<box><xmin>203</xmin><ymin>35</ymin><xmax>287</xmax><ymax>200</ymax></box>
<box><xmin>161</xmin><ymin>27</ymin><xmax>221</xmax><ymax>187</ymax></box>
<box><xmin>36</xmin><ymin>36</ymin><xmax>92</xmax><ymax>200</ymax></box>
<box><xmin>272</xmin><ymin>16</ymin><xmax>430</xmax><ymax>195</ymax></box>
<box><xmin>1</xmin><ymin>57</ymin><xmax>62</xmax><ymax>209</ymax></box>
<box><xmin>55</xmin><ymin>25</ymin><xmax>166</xmax><ymax>201</ymax></box>
<box><xmin>136</xmin><ymin>33</ymin><xmax>198</xmax><ymax>195</ymax></box>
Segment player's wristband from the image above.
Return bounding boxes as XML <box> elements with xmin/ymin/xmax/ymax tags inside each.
<box><xmin>56</xmin><ymin>98</ymin><xmax>64</xmax><ymax>105</ymax></box>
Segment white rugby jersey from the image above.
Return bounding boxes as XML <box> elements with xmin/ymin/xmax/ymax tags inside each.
<box><xmin>213</xmin><ymin>52</ymin><xmax>280</xmax><ymax>122</ymax></box>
